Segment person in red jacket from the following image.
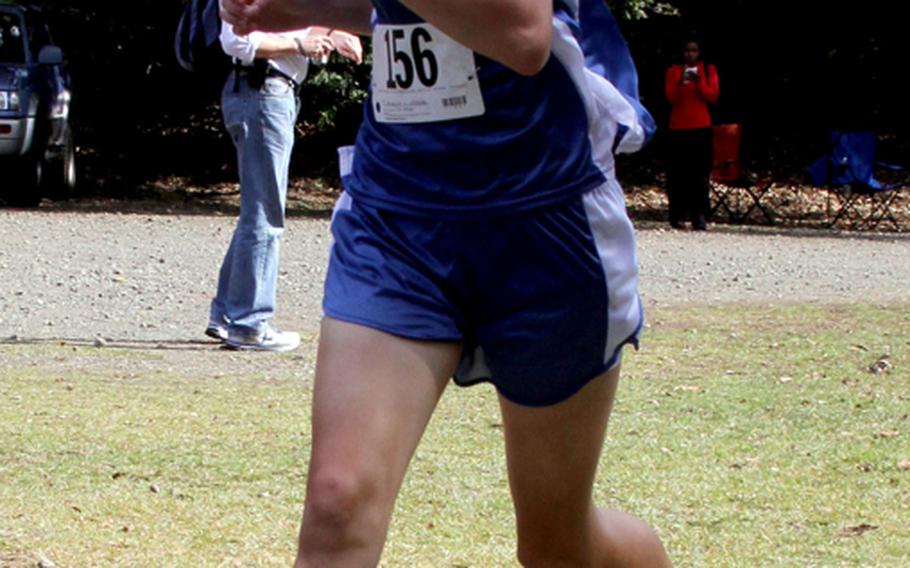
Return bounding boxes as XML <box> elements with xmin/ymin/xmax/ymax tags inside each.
<box><xmin>664</xmin><ymin>39</ymin><xmax>719</xmax><ymax>230</ymax></box>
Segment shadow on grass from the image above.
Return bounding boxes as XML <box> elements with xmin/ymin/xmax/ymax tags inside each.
<box><xmin>0</xmin><ymin>337</ymin><xmax>225</xmax><ymax>352</ymax></box>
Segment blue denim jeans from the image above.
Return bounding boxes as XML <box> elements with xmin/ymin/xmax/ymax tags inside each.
<box><xmin>210</xmin><ymin>76</ymin><xmax>299</xmax><ymax>333</ymax></box>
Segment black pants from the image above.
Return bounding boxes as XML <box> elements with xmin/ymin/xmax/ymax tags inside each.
<box><xmin>665</xmin><ymin>128</ymin><xmax>713</xmax><ymax>224</ymax></box>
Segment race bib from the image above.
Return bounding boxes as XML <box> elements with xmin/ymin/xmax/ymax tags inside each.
<box><xmin>372</xmin><ymin>23</ymin><xmax>485</xmax><ymax>124</ymax></box>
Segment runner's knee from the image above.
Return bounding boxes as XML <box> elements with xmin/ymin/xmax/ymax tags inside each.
<box><xmin>303</xmin><ymin>469</ymin><xmax>380</xmax><ymax>535</ymax></box>
<box><xmin>514</xmin><ymin>510</ymin><xmax>671</xmax><ymax>567</ymax></box>
<box><xmin>598</xmin><ymin>510</ymin><xmax>673</xmax><ymax>567</ymax></box>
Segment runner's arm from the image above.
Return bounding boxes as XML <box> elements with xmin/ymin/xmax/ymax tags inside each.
<box><xmin>220</xmin><ymin>0</ymin><xmax>373</xmax><ymax>36</ymax></box>
<box><xmin>399</xmin><ymin>0</ymin><xmax>552</xmax><ymax>76</ymax></box>
<box><xmin>221</xmin><ymin>0</ymin><xmax>553</xmax><ymax>75</ymax></box>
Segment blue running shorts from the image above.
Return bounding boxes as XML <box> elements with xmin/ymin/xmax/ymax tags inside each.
<box><xmin>323</xmin><ymin>178</ymin><xmax>643</xmax><ymax>407</ymax></box>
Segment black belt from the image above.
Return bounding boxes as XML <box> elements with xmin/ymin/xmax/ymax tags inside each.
<box><xmin>234</xmin><ymin>63</ymin><xmax>298</xmax><ymax>91</ymax></box>
<box><xmin>264</xmin><ymin>67</ymin><xmax>298</xmax><ymax>89</ymax></box>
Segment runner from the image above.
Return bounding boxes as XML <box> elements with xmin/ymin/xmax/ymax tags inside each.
<box><xmin>221</xmin><ymin>0</ymin><xmax>673</xmax><ymax>565</ymax></box>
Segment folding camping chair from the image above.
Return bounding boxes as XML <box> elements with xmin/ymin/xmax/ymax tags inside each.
<box><xmin>710</xmin><ymin>123</ymin><xmax>775</xmax><ymax>224</ymax></box>
<box><xmin>809</xmin><ymin>131</ymin><xmax>908</xmax><ymax>230</ymax></box>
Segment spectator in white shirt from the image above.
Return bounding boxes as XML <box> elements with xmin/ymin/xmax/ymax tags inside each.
<box><xmin>205</xmin><ymin>24</ymin><xmax>361</xmax><ymax>351</ymax></box>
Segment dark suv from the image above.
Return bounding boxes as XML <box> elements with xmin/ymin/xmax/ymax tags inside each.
<box><xmin>0</xmin><ymin>2</ymin><xmax>74</xmax><ymax>206</ymax></box>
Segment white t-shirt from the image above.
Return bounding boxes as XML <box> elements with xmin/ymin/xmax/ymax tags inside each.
<box><xmin>220</xmin><ymin>23</ymin><xmax>313</xmax><ymax>85</ymax></box>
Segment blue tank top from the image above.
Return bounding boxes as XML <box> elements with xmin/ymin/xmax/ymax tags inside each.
<box><xmin>344</xmin><ymin>0</ymin><xmax>653</xmax><ymax>219</ymax></box>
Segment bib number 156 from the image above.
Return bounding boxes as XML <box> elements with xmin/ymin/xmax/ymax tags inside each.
<box><xmin>382</xmin><ymin>26</ymin><xmax>439</xmax><ymax>90</ymax></box>
<box><xmin>372</xmin><ymin>22</ymin><xmax>484</xmax><ymax>123</ymax></box>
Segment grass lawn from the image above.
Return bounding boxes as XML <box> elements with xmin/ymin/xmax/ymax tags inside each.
<box><xmin>1</xmin><ymin>304</ymin><xmax>908</xmax><ymax>567</ymax></box>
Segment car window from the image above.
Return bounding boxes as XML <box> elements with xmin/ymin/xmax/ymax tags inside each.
<box><xmin>0</xmin><ymin>12</ymin><xmax>26</xmax><ymax>64</ymax></box>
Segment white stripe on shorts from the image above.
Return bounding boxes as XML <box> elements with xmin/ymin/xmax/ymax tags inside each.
<box><xmin>582</xmin><ymin>177</ymin><xmax>642</xmax><ymax>367</ymax></box>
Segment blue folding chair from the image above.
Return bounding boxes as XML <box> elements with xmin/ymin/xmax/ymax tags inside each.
<box><xmin>809</xmin><ymin>131</ymin><xmax>907</xmax><ymax>229</ymax></box>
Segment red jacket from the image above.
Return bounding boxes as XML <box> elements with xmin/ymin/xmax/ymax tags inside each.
<box><xmin>665</xmin><ymin>62</ymin><xmax>719</xmax><ymax>130</ymax></box>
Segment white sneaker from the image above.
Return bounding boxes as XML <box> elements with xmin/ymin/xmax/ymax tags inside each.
<box><xmin>204</xmin><ymin>321</ymin><xmax>228</xmax><ymax>341</ymax></box>
<box><xmin>225</xmin><ymin>326</ymin><xmax>300</xmax><ymax>352</ymax></box>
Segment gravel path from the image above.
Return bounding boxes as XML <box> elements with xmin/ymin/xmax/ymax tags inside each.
<box><xmin>1</xmin><ymin>210</ymin><xmax>908</xmax><ymax>375</ymax></box>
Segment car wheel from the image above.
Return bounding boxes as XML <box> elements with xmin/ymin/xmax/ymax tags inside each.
<box><xmin>60</xmin><ymin>131</ymin><xmax>77</xmax><ymax>192</ymax></box>
<box><xmin>42</xmin><ymin>130</ymin><xmax>77</xmax><ymax>198</ymax></box>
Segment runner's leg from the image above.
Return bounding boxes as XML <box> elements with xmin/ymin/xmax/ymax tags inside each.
<box><xmin>498</xmin><ymin>366</ymin><xmax>672</xmax><ymax>567</ymax></box>
<box><xmin>295</xmin><ymin>318</ymin><xmax>461</xmax><ymax>568</ymax></box>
